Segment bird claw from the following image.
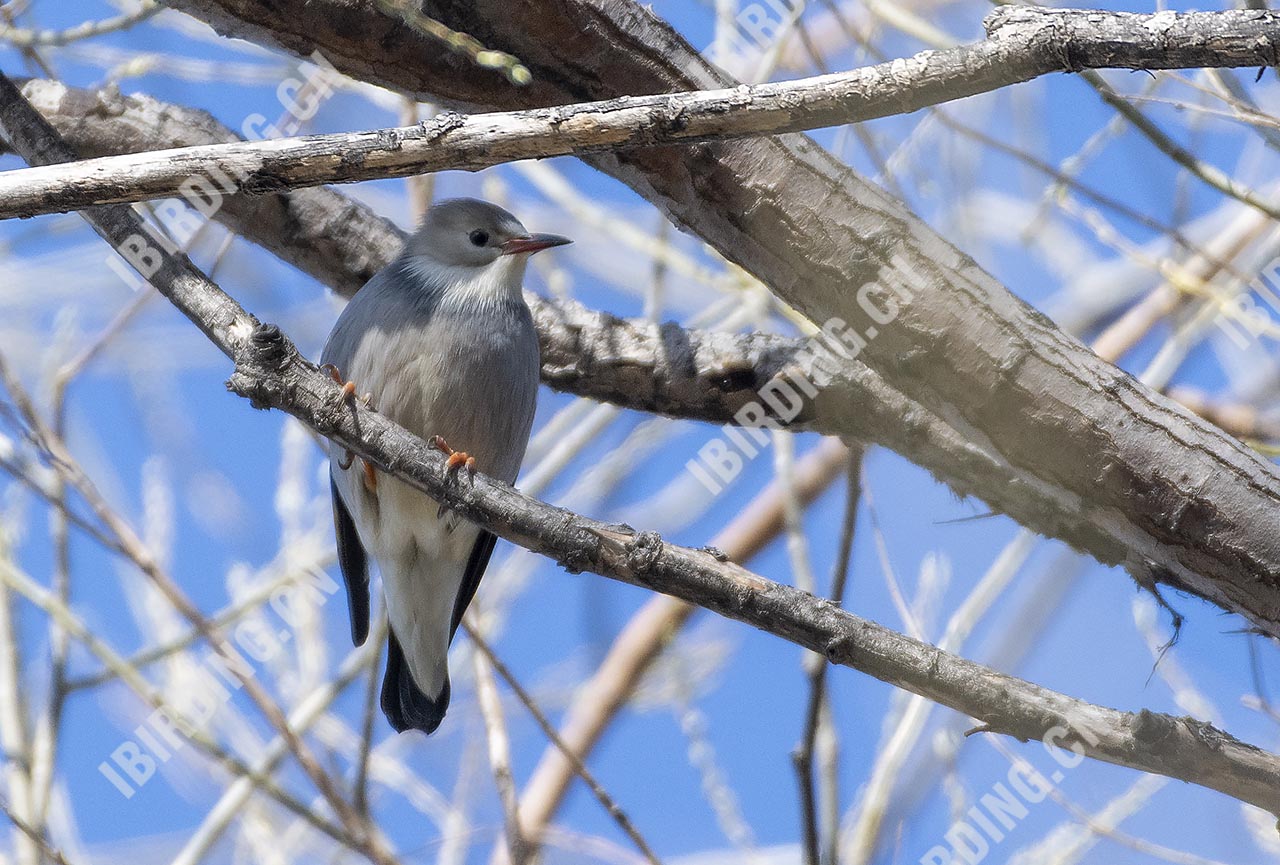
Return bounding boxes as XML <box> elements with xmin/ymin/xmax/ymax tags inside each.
<box><xmin>321</xmin><ymin>363</ymin><xmax>376</xmax><ymax>411</ymax></box>
<box><xmin>324</xmin><ymin>363</ymin><xmax>379</xmax><ymax>487</ymax></box>
<box><xmin>447</xmin><ymin>451</ymin><xmax>477</xmax><ymax>476</ymax></box>
<box><xmin>431</xmin><ymin>436</ymin><xmax>469</xmax><ymax>527</ymax></box>
<box><xmin>431</xmin><ymin>436</ymin><xmax>477</xmax><ymax>481</ymax></box>
<box><xmin>334</xmin><ymin>449</ymin><xmax>376</xmax><ymax>492</ymax></box>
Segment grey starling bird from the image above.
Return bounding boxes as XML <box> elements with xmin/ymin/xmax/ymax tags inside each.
<box><xmin>322</xmin><ymin>198</ymin><xmax>570</xmax><ymax>734</ymax></box>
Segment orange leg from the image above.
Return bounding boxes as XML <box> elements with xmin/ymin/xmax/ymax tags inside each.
<box><xmin>322</xmin><ymin>363</ymin><xmax>375</xmax><ymax>408</ymax></box>
<box><xmin>431</xmin><ymin>436</ymin><xmax>477</xmax><ymax>478</ymax></box>
<box><xmin>322</xmin><ymin>363</ymin><xmax>377</xmax><ymax>473</ymax></box>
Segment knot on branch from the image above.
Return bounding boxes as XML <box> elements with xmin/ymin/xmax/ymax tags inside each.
<box><xmin>1182</xmin><ymin>716</ymin><xmax>1257</xmax><ymax>754</ymax></box>
<box><xmin>226</xmin><ymin>323</ymin><xmax>298</xmax><ymax>410</ymax></box>
<box><xmin>705</xmin><ymin>362</ymin><xmax>760</xmax><ymax>394</ymax></box>
<box><xmin>824</xmin><ymin>633</ymin><xmax>853</xmax><ymax>663</ymax></box>
<box><xmin>423</xmin><ymin>111</ymin><xmax>465</xmax><ymax>140</ymax></box>
<box><xmin>581</xmin><ymin>523</ymin><xmax>662</xmax><ymax>575</ymax></box>
<box><xmin>249</xmin><ymin>323</ymin><xmax>292</xmax><ymax>368</ymax></box>
<box><xmin>1131</xmin><ymin>709</ymin><xmax>1179</xmax><ymax>754</ymax></box>
<box><xmin>1251</xmin><ymin>35</ymin><xmax>1280</xmax><ymax>70</ymax></box>
<box><xmin>625</xmin><ymin>531</ymin><xmax>664</xmax><ymax>573</ymax></box>
<box><xmin>982</xmin><ymin>6</ymin><xmax>1045</xmax><ymax>38</ymax></box>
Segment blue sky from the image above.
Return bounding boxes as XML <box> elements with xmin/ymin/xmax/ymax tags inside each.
<box><xmin>1</xmin><ymin>1</ymin><xmax>1278</xmax><ymax>863</ymax></box>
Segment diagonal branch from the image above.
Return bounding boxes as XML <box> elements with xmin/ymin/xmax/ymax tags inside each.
<box><xmin>5</xmin><ymin>8</ymin><xmax>1280</xmax><ymax>219</ymax></box>
<box><xmin>2</xmin><ymin>67</ymin><xmax>1278</xmax><ymax>821</ymax></box>
<box><xmin>0</xmin><ymin>72</ymin><xmax>393</xmax><ymax>865</ymax></box>
<box><xmin>5</xmin><ymin>78</ymin><xmax>1142</xmax><ymax>627</ymax></box>
<box><xmin>11</xmin><ymin>67</ymin><xmax>1280</xmax><ymax>646</ymax></box>
<box><xmin>153</xmin><ymin>0</ymin><xmax>1280</xmax><ymax>641</ymax></box>
<box><xmin>152</xmin><ymin>269</ymin><xmax>1280</xmax><ymax>824</ymax></box>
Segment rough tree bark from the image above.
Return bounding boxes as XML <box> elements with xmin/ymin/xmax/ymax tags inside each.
<box><xmin>9</xmin><ymin>9</ymin><xmax>1280</xmax><ymax>219</ymax></box>
<box><xmin>9</xmin><ymin>78</ymin><xmax>1145</xmax><ymax>584</ymax></box>
<box><xmin>148</xmin><ymin>1</ymin><xmax>1280</xmax><ymax>635</ymax></box>
<box><xmin>5</xmin><ymin>68</ymin><xmax>1280</xmax><ymax>819</ymax></box>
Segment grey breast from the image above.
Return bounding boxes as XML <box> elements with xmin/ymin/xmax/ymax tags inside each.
<box><xmin>322</xmin><ymin>258</ymin><xmax>540</xmax><ymax>485</ymax></box>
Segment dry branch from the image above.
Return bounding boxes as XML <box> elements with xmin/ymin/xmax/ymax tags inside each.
<box><xmin>149</xmin><ymin>0</ymin><xmax>1280</xmax><ymax>640</ymax></box>
<box><xmin>4</xmin><ymin>78</ymin><xmax>1153</xmax><ymax>628</ymax></box>
<box><xmin>2</xmin><ymin>69</ymin><xmax>1279</xmax><ymax>820</ymax></box>
<box><xmin>5</xmin><ymin>8</ymin><xmax>1280</xmax><ymax>218</ymax></box>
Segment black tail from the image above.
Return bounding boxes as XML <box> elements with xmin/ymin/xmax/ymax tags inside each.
<box><xmin>381</xmin><ymin>628</ymin><xmax>449</xmax><ymax>734</ymax></box>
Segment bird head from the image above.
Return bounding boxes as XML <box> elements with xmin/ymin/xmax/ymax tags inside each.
<box><xmin>404</xmin><ymin>198</ymin><xmax>571</xmax><ymax>302</ymax></box>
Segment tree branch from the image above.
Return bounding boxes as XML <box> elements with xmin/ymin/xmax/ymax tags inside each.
<box><xmin>5</xmin><ymin>78</ymin><xmax>1147</xmax><ymax>617</ymax></box>
<box><xmin>166</xmin><ymin>306</ymin><xmax>1280</xmax><ymax>824</ymax></box>
<box><xmin>0</xmin><ymin>72</ymin><xmax>393</xmax><ymax>865</ymax></box>
<box><xmin>150</xmin><ymin>0</ymin><xmax>1280</xmax><ymax>640</ymax></box>
<box><xmin>3</xmin><ymin>68</ymin><xmax>1279</xmax><ymax>821</ymax></box>
<box><xmin>5</xmin><ymin>8</ymin><xmax>1280</xmax><ymax>219</ymax></box>
<box><xmin>11</xmin><ymin>65</ymin><xmax>1280</xmax><ymax>645</ymax></box>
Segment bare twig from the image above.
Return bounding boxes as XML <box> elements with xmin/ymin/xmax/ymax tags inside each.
<box><xmin>0</xmin><ymin>554</ymin><xmax>366</xmax><ymax>851</ymax></box>
<box><xmin>170</xmin><ymin>623</ymin><xmax>389</xmax><ymax>865</ymax></box>
<box><xmin>1082</xmin><ymin>69</ymin><xmax>1280</xmax><ymax>223</ymax></box>
<box><xmin>0</xmin><ymin>795</ymin><xmax>70</xmax><ymax>865</ymax></box>
<box><xmin>352</xmin><ymin>639</ymin><xmax>382</xmax><ymax>819</ymax></box>
<box><xmin>0</xmin><ymin>529</ymin><xmax>34</xmax><ymax>865</ymax></box>
<box><xmin>795</xmin><ymin>450</ymin><xmax>863</xmax><ymax>865</ymax></box>
<box><xmin>472</xmin><ymin>639</ymin><xmax>528</xmax><ymax>865</ymax></box>
<box><xmin>373</xmin><ymin>0</ymin><xmax>530</xmax><ymax>85</ymax></box>
<box><xmin>7</xmin><ymin>9</ymin><xmax>1280</xmax><ymax>220</ymax></box>
<box><xmin>510</xmin><ymin>439</ymin><xmax>850</xmax><ymax>860</ymax></box>
<box><xmin>0</xmin><ymin>1</ymin><xmax>161</xmax><ymax>48</ymax></box>
<box><xmin>467</xmin><ymin>625</ymin><xmax>662</xmax><ymax>865</ymax></box>
<box><xmin>0</xmin><ymin>347</ymin><xmax>390</xmax><ymax>861</ymax></box>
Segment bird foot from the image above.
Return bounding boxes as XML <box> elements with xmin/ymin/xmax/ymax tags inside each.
<box><xmin>430</xmin><ymin>436</ymin><xmax>477</xmax><ymax>479</ymax></box>
<box><xmin>321</xmin><ymin>363</ymin><xmax>376</xmax><ymax>410</ymax></box>
<box><xmin>322</xmin><ymin>363</ymin><xmax>378</xmax><ymax>490</ymax></box>
<box><xmin>335</xmin><ymin>450</ymin><xmax>378</xmax><ymax>492</ymax></box>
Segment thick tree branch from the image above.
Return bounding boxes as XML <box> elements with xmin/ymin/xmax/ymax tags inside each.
<box><xmin>3</xmin><ymin>67</ymin><xmax>1279</xmax><ymax>823</ymax></box>
<box><xmin>12</xmin><ymin>73</ymin><xmax>1280</xmax><ymax>644</ymax></box>
<box><xmin>5</xmin><ymin>8</ymin><xmax>1280</xmax><ymax>219</ymax></box>
<box><xmin>3</xmin><ymin>79</ymin><xmax>1124</xmax><ymax>583</ymax></box>
<box><xmin>150</xmin><ymin>0</ymin><xmax>1280</xmax><ymax>639</ymax></box>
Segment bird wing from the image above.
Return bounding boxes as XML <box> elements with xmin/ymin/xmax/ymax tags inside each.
<box><xmin>330</xmin><ymin>472</ymin><xmax>370</xmax><ymax>646</ymax></box>
<box><xmin>449</xmin><ymin>529</ymin><xmax>497</xmax><ymax>641</ymax></box>
<box><xmin>382</xmin><ymin>626</ymin><xmax>449</xmax><ymax>734</ymax></box>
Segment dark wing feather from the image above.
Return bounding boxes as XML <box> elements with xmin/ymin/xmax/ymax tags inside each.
<box><xmin>381</xmin><ymin>628</ymin><xmax>449</xmax><ymax>734</ymax></box>
<box><xmin>449</xmin><ymin>530</ymin><xmax>498</xmax><ymax>641</ymax></box>
<box><xmin>330</xmin><ymin>472</ymin><xmax>370</xmax><ymax>646</ymax></box>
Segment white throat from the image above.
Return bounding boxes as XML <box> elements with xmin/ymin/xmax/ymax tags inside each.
<box><xmin>406</xmin><ymin>252</ymin><xmax>528</xmax><ymax>308</ymax></box>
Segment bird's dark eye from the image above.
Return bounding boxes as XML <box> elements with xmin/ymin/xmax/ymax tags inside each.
<box><xmin>468</xmin><ymin>229</ymin><xmax>489</xmax><ymax>247</ymax></box>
